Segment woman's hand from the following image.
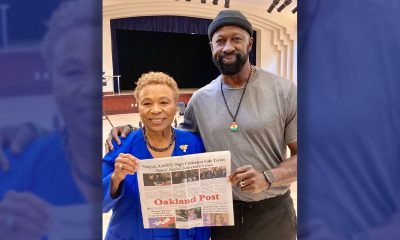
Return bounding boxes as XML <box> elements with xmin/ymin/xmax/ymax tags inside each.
<box><xmin>113</xmin><ymin>153</ymin><xmax>139</xmax><ymax>180</ymax></box>
<box><xmin>110</xmin><ymin>153</ymin><xmax>139</xmax><ymax>198</ymax></box>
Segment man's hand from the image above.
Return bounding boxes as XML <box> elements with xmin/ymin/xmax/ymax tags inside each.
<box><xmin>229</xmin><ymin>165</ymin><xmax>269</xmax><ymax>193</ymax></box>
<box><xmin>105</xmin><ymin>125</ymin><xmax>134</xmax><ymax>153</ymax></box>
<box><xmin>0</xmin><ymin>123</ymin><xmax>44</xmax><ymax>172</ymax></box>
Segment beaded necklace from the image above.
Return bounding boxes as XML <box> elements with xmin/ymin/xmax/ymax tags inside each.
<box><xmin>143</xmin><ymin>127</ymin><xmax>176</xmax><ymax>152</ymax></box>
<box><xmin>220</xmin><ymin>65</ymin><xmax>254</xmax><ymax>132</ymax></box>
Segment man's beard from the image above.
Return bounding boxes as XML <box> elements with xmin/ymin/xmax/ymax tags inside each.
<box><xmin>212</xmin><ymin>51</ymin><xmax>249</xmax><ymax>75</ymax></box>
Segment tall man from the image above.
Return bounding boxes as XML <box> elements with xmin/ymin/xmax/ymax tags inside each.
<box><xmin>107</xmin><ymin>10</ymin><xmax>297</xmax><ymax>240</ymax></box>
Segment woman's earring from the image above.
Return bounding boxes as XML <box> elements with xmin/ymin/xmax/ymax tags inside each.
<box><xmin>139</xmin><ymin>120</ymin><xmax>143</xmax><ymax>128</ymax></box>
<box><xmin>174</xmin><ymin>118</ymin><xmax>178</xmax><ymax>128</ymax></box>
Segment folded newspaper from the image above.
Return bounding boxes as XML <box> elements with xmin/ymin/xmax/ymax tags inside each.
<box><xmin>137</xmin><ymin>151</ymin><xmax>234</xmax><ymax>229</ymax></box>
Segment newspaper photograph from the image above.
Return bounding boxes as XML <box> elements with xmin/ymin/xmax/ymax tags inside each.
<box><xmin>137</xmin><ymin>151</ymin><xmax>234</xmax><ymax>229</ymax></box>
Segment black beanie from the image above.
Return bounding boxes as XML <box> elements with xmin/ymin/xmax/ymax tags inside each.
<box><xmin>208</xmin><ymin>10</ymin><xmax>253</xmax><ymax>40</ymax></box>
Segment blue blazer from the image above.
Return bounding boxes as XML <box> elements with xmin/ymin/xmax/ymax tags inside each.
<box><xmin>103</xmin><ymin>128</ymin><xmax>211</xmax><ymax>240</ymax></box>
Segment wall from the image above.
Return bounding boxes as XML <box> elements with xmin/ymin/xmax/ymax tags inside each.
<box><xmin>103</xmin><ymin>93</ymin><xmax>193</xmax><ymax>115</ymax></box>
<box><xmin>103</xmin><ymin>0</ymin><xmax>297</xmax><ymax>83</ymax></box>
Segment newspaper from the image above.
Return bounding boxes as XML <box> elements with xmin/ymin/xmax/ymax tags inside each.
<box><xmin>137</xmin><ymin>151</ymin><xmax>234</xmax><ymax>229</ymax></box>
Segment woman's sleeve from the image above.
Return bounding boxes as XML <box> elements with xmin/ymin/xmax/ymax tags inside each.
<box><xmin>195</xmin><ymin>227</ymin><xmax>211</xmax><ymax>240</ymax></box>
<box><xmin>102</xmin><ymin>138</ymin><xmax>127</xmax><ymax>212</ymax></box>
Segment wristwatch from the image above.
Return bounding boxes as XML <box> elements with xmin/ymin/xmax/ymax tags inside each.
<box><xmin>263</xmin><ymin>170</ymin><xmax>275</xmax><ymax>189</ymax></box>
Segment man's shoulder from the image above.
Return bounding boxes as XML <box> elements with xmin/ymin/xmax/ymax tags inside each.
<box><xmin>191</xmin><ymin>76</ymin><xmax>220</xmax><ymax>101</ymax></box>
<box><xmin>256</xmin><ymin>68</ymin><xmax>296</xmax><ymax>91</ymax></box>
<box><xmin>258</xmin><ymin>68</ymin><xmax>293</xmax><ymax>84</ymax></box>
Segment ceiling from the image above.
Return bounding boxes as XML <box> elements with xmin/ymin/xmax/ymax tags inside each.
<box><xmin>103</xmin><ymin>0</ymin><xmax>297</xmax><ymax>24</ymax></box>
<box><xmin>231</xmin><ymin>0</ymin><xmax>297</xmax><ymax>22</ymax></box>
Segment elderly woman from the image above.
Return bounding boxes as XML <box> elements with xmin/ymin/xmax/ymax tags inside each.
<box><xmin>103</xmin><ymin>72</ymin><xmax>210</xmax><ymax>240</ymax></box>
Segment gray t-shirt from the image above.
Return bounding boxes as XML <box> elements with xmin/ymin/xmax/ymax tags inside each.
<box><xmin>180</xmin><ymin>68</ymin><xmax>297</xmax><ymax>201</ymax></box>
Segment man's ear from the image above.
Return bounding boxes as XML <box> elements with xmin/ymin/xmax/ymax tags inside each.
<box><xmin>248</xmin><ymin>37</ymin><xmax>254</xmax><ymax>52</ymax></box>
<box><xmin>209</xmin><ymin>41</ymin><xmax>213</xmax><ymax>52</ymax></box>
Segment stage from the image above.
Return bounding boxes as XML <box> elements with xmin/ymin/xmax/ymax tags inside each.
<box><xmin>103</xmin><ymin>89</ymin><xmax>196</xmax><ymax>115</ymax></box>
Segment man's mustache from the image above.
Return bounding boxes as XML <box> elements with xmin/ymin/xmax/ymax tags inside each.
<box><xmin>218</xmin><ymin>52</ymin><xmax>240</xmax><ymax>62</ymax></box>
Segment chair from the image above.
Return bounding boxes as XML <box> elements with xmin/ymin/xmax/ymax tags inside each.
<box><xmin>177</xmin><ymin>101</ymin><xmax>186</xmax><ymax>116</ymax></box>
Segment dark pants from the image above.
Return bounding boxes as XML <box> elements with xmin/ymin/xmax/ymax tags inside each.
<box><xmin>211</xmin><ymin>191</ymin><xmax>296</xmax><ymax>240</ymax></box>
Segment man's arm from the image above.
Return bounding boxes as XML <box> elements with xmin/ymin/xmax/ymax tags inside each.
<box><xmin>230</xmin><ymin>142</ymin><xmax>297</xmax><ymax>193</ymax></box>
<box><xmin>269</xmin><ymin>142</ymin><xmax>297</xmax><ymax>187</ymax></box>
<box><xmin>178</xmin><ymin>99</ymin><xmax>199</xmax><ymax>134</ymax></box>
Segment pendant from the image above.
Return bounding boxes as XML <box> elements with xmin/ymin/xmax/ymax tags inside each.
<box><xmin>230</xmin><ymin>122</ymin><xmax>238</xmax><ymax>132</ymax></box>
